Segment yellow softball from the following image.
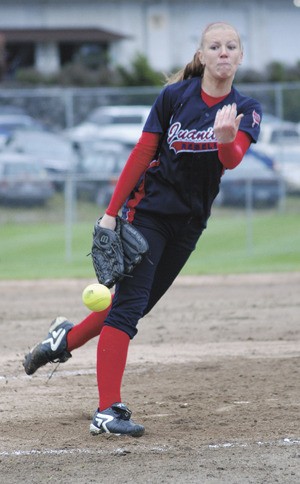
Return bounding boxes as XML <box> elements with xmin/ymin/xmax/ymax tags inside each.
<box><xmin>82</xmin><ymin>283</ymin><xmax>111</xmax><ymax>312</ymax></box>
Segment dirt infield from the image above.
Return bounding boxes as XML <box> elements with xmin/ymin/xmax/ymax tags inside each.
<box><xmin>0</xmin><ymin>273</ymin><xmax>299</xmax><ymax>483</ymax></box>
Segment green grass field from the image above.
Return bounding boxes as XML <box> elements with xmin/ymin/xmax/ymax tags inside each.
<box><xmin>1</xmin><ymin>195</ymin><xmax>299</xmax><ymax>279</ymax></box>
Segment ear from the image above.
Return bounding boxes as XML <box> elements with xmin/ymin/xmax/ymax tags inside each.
<box><xmin>198</xmin><ymin>50</ymin><xmax>205</xmax><ymax>66</ymax></box>
<box><xmin>239</xmin><ymin>50</ymin><xmax>244</xmax><ymax>65</ymax></box>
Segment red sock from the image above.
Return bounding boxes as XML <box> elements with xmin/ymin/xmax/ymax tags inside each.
<box><xmin>97</xmin><ymin>326</ymin><xmax>130</xmax><ymax>411</ymax></box>
<box><xmin>66</xmin><ymin>303</ymin><xmax>112</xmax><ymax>352</ymax></box>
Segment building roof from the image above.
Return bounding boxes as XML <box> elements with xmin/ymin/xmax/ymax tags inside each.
<box><xmin>0</xmin><ymin>27</ymin><xmax>128</xmax><ymax>43</ymax></box>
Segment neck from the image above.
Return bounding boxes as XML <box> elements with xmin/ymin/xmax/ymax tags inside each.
<box><xmin>201</xmin><ymin>75</ymin><xmax>233</xmax><ymax>97</ymax></box>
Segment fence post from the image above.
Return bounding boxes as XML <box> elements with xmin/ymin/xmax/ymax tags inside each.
<box><xmin>64</xmin><ymin>174</ymin><xmax>76</xmax><ymax>262</ymax></box>
<box><xmin>245</xmin><ymin>179</ymin><xmax>254</xmax><ymax>256</ymax></box>
<box><xmin>63</xmin><ymin>88</ymin><xmax>75</xmax><ymax>129</ymax></box>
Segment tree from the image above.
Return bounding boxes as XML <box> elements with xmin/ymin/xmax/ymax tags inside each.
<box><xmin>117</xmin><ymin>53</ymin><xmax>164</xmax><ymax>86</ymax></box>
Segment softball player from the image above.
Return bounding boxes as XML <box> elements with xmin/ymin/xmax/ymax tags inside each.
<box><xmin>24</xmin><ymin>22</ymin><xmax>262</xmax><ymax>437</ymax></box>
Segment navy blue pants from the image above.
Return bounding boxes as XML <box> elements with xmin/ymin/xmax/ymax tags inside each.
<box><xmin>104</xmin><ymin>211</ymin><xmax>206</xmax><ymax>339</ymax></box>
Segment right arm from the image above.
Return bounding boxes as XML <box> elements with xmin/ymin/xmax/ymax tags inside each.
<box><xmin>99</xmin><ymin>132</ymin><xmax>160</xmax><ymax>230</ymax></box>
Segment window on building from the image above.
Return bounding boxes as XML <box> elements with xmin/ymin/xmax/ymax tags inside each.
<box><xmin>59</xmin><ymin>42</ymin><xmax>108</xmax><ymax>69</ymax></box>
<box><xmin>5</xmin><ymin>43</ymin><xmax>35</xmax><ymax>77</ymax></box>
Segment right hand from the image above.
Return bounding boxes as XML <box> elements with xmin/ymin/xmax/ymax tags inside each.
<box><xmin>213</xmin><ymin>103</ymin><xmax>243</xmax><ymax>144</ymax></box>
<box><xmin>98</xmin><ymin>213</ymin><xmax>117</xmax><ymax>231</ymax></box>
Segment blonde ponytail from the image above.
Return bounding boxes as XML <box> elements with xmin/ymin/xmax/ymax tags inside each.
<box><xmin>165</xmin><ymin>52</ymin><xmax>204</xmax><ymax>85</ymax></box>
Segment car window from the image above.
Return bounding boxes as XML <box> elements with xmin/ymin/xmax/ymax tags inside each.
<box><xmin>270</xmin><ymin>129</ymin><xmax>300</xmax><ymax>143</ymax></box>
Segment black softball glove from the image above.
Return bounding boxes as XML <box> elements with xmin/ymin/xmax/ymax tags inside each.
<box><xmin>91</xmin><ymin>216</ymin><xmax>149</xmax><ymax>288</ymax></box>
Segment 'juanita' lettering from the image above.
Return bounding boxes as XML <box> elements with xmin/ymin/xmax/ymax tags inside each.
<box><xmin>167</xmin><ymin>122</ymin><xmax>218</xmax><ymax>153</ymax></box>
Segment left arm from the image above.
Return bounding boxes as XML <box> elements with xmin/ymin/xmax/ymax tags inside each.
<box><xmin>218</xmin><ymin>131</ymin><xmax>251</xmax><ymax>169</ymax></box>
<box><xmin>214</xmin><ymin>103</ymin><xmax>251</xmax><ymax>169</ymax></box>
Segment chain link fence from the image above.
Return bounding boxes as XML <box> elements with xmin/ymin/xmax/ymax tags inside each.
<box><xmin>0</xmin><ymin>82</ymin><xmax>299</xmax><ymax>128</ymax></box>
<box><xmin>0</xmin><ymin>82</ymin><xmax>299</xmax><ymax>261</ymax></box>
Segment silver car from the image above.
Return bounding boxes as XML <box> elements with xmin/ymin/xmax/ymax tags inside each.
<box><xmin>0</xmin><ymin>152</ymin><xmax>55</xmax><ymax>206</ymax></box>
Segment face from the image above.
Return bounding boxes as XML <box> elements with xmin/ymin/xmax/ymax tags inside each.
<box><xmin>198</xmin><ymin>25</ymin><xmax>243</xmax><ymax>81</ymax></box>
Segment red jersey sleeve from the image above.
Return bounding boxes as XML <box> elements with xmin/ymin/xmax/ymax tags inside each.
<box><xmin>218</xmin><ymin>131</ymin><xmax>251</xmax><ymax>169</ymax></box>
<box><xmin>105</xmin><ymin>132</ymin><xmax>160</xmax><ymax>217</ymax></box>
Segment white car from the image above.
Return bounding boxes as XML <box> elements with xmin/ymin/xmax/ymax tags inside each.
<box><xmin>0</xmin><ymin>113</ymin><xmax>46</xmax><ymax>148</ymax></box>
<box><xmin>258</xmin><ymin>120</ymin><xmax>300</xmax><ymax>145</ymax></box>
<box><xmin>215</xmin><ymin>149</ymin><xmax>282</xmax><ymax>208</ymax></box>
<box><xmin>75</xmin><ymin>140</ymin><xmax>132</xmax><ymax>206</ymax></box>
<box><xmin>4</xmin><ymin>129</ymin><xmax>78</xmax><ymax>175</ymax></box>
<box><xmin>65</xmin><ymin>105</ymin><xmax>151</xmax><ymax>142</ymax></box>
<box><xmin>0</xmin><ymin>152</ymin><xmax>54</xmax><ymax>206</ymax></box>
<box><xmin>252</xmin><ymin>142</ymin><xmax>300</xmax><ymax>194</ymax></box>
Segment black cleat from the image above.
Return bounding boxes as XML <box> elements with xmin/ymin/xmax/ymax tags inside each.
<box><xmin>90</xmin><ymin>403</ymin><xmax>145</xmax><ymax>437</ymax></box>
<box><xmin>23</xmin><ymin>316</ymin><xmax>74</xmax><ymax>375</ymax></box>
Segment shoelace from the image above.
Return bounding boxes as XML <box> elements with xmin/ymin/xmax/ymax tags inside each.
<box><xmin>46</xmin><ymin>362</ymin><xmax>61</xmax><ymax>383</ymax></box>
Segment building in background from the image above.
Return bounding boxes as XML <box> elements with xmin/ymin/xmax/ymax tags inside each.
<box><xmin>0</xmin><ymin>0</ymin><xmax>299</xmax><ymax>78</ymax></box>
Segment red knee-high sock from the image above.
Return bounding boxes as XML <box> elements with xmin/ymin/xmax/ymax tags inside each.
<box><xmin>66</xmin><ymin>302</ymin><xmax>112</xmax><ymax>352</ymax></box>
<box><xmin>97</xmin><ymin>326</ymin><xmax>130</xmax><ymax>411</ymax></box>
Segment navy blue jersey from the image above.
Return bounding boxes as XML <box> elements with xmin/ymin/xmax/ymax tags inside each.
<box><xmin>123</xmin><ymin>77</ymin><xmax>262</xmax><ymax>222</ymax></box>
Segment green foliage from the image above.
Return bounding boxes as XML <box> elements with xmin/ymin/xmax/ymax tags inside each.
<box><xmin>8</xmin><ymin>52</ymin><xmax>300</xmax><ymax>88</ymax></box>
<box><xmin>14</xmin><ymin>64</ymin><xmax>118</xmax><ymax>87</ymax></box>
<box><xmin>265</xmin><ymin>61</ymin><xmax>288</xmax><ymax>82</ymax></box>
<box><xmin>117</xmin><ymin>53</ymin><xmax>165</xmax><ymax>86</ymax></box>
<box><xmin>54</xmin><ymin>63</ymin><xmax>117</xmax><ymax>87</ymax></box>
<box><xmin>11</xmin><ymin>54</ymin><xmax>165</xmax><ymax>87</ymax></box>
<box><xmin>237</xmin><ymin>60</ymin><xmax>300</xmax><ymax>84</ymax></box>
<box><xmin>15</xmin><ymin>68</ymin><xmax>56</xmax><ymax>86</ymax></box>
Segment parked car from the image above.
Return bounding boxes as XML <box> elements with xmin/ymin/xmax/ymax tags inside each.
<box><xmin>215</xmin><ymin>149</ymin><xmax>283</xmax><ymax>208</ymax></box>
<box><xmin>65</xmin><ymin>105</ymin><xmax>151</xmax><ymax>143</ymax></box>
<box><xmin>0</xmin><ymin>152</ymin><xmax>55</xmax><ymax>206</ymax></box>
<box><xmin>257</xmin><ymin>120</ymin><xmax>300</xmax><ymax>145</ymax></box>
<box><xmin>4</xmin><ymin>129</ymin><xmax>78</xmax><ymax>189</ymax></box>
<box><xmin>75</xmin><ymin>140</ymin><xmax>131</xmax><ymax>206</ymax></box>
<box><xmin>0</xmin><ymin>114</ymin><xmax>47</xmax><ymax>148</ymax></box>
<box><xmin>253</xmin><ymin>143</ymin><xmax>300</xmax><ymax>194</ymax></box>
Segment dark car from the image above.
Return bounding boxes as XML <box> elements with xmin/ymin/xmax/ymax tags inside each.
<box><xmin>216</xmin><ymin>149</ymin><xmax>282</xmax><ymax>208</ymax></box>
<box><xmin>75</xmin><ymin>141</ymin><xmax>131</xmax><ymax>206</ymax></box>
<box><xmin>0</xmin><ymin>152</ymin><xmax>55</xmax><ymax>206</ymax></box>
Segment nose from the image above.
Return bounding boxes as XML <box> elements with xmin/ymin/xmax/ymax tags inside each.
<box><xmin>220</xmin><ymin>45</ymin><xmax>228</xmax><ymax>57</ymax></box>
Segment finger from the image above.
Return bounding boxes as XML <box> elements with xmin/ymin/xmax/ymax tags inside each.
<box><xmin>219</xmin><ymin>104</ymin><xmax>236</xmax><ymax>121</ymax></box>
<box><xmin>234</xmin><ymin>113</ymin><xmax>244</xmax><ymax>130</ymax></box>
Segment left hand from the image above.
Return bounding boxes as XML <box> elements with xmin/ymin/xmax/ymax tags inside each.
<box><xmin>99</xmin><ymin>213</ymin><xmax>117</xmax><ymax>231</ymax></box>
<box><xmin>213</xmin><ymin>103</ymin><xmax>244</xmax><ymax>144</ymax></box>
